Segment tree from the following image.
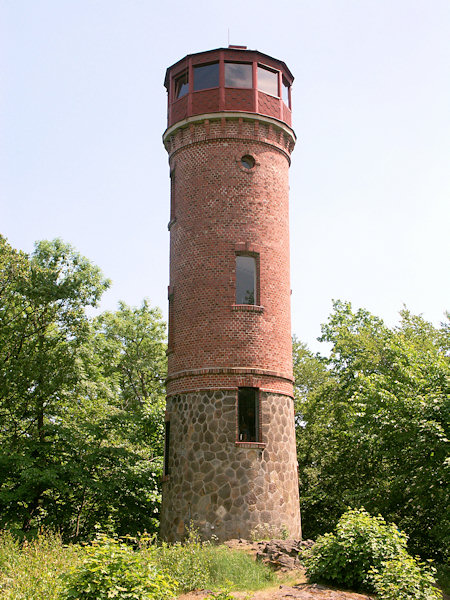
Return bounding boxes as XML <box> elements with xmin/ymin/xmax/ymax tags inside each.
<box><xmin>0</xmin><ymin>237</ymin><xmax>167</xmax><ymax>539</ymax></box>
<box><xmin>295</xmin><ymin>301</ymin><xmax>450</xmax><ymax>561</ymax></box>
<box><xmin>0</xmin><ymin>237</ymin><xmax>109</xmax><ymax>531</ymax></box>
<box><xmin>73</xmin><ymin>301</ymin><xmax>168</xmax><ymax>536</ymax></box>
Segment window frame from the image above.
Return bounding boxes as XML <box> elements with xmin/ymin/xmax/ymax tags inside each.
<box><xmin>282</xmin><ymin>77</ymin><xmax>291</xmax><ymax>108</ymax></box>
<box><xmin>237</xmin><ymin>387</ymin><xmax>261</xmax><ymax>443</ymax></box>
<box><xmin>224</xmin><ymin>61</ymin><xmax>253</xmax><ymax>89</ymax></box>
<box><xmin>193</xmin><ymin>61</ymin><xmax>220</xmax><ymax>92</ymax></box>
<box><xmin>235</xmin><ymin>252</ymin><xmax>259</xmax><ymax>306</ymax></box>
<box><xmin>174</xmin><ymin>71</ymin><xmax>189</xmax><ymax>99</ymax></box>
<box><xmin>257</xmin><ymin>64</ymin><xmax>279</xmax><ymax>98</ymax></box>
<box><xmin>169</xmin><ymin>168</ymin><xmax>176</xmax><ymax>222</ymax></box>
<box><xmin>164</xmin><ymin>420</ymin><xmax>171</xmax><ymax>476</ymax></box>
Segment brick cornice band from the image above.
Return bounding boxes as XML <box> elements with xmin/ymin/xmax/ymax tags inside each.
<box><xmin>163</xmin><ymin>112</ymin><xmax>296</xmax><ymax>161</ymax></box>
<box><xmin>166</xmin><ymin>366</ymin><xmax>294</xmax><ymax>384</ymax></box>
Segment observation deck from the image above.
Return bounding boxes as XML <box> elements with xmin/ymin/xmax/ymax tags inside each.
<box><xmin>164</xmin><ymin>46</ymin><xmax>294</xmax><ymax>129</ymax></box>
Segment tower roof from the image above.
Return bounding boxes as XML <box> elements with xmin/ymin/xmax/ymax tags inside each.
<box><xmin>164</xmin><ymin>46</ymin><xmax>294</xmax><ymax>89</ymax></box>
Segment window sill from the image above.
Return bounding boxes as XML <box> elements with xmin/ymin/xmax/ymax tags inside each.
<box><xmin>232</xmin><ymin>304</ymin><xmax>264</xmax><ymax>313</ymax></box>
<box><xmin>235</xmin><ymin>441</ymin><xmax>266</xmax><ymax>449</ymax></box>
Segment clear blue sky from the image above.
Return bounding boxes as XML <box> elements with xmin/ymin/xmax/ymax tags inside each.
<box><xmin>1</xmin><ymin>0</ymin><xmax>449</xmax><ymax>351</ymax></box>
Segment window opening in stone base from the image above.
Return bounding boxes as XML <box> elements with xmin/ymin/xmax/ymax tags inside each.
<box><xmin>238</xmin><ymin>387</ymin><xmax>259</xmax><ymax>442</ymax></box>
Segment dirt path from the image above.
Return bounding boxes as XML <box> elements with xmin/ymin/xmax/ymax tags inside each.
<box><xmin>178</xmin><ymin>583</ymin><xmax>374</xmax><ymax>600</ymax></box>
<box><xmin>177</xmin><ymin>569</ymin><xmax>375</xmax><ymax>600</ymax></box>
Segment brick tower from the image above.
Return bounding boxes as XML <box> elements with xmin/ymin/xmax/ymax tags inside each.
<box><xmin>160</xmin><ymin>46</ymin><xmax>301</xmax><ymax>541</ymax></box>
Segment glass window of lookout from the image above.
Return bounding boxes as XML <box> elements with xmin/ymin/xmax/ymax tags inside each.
<box><xmin>171</xmin><ymin>58</ymin><xmax>292</xmax><ymax>102</ymax></box>
<box><xmin>194</xmin><ymin>62</ymin><xmax>219</xmax><ymax>91</ymax></box>
<box><xmin>175</xmin><ymin>71</ymin><xmax>189</xmax><ymax>98</ymax></box>
<box><xmin>236</xmin><ymin>255</ymin><xmax>256</xmax><ymax>305</ymax></box>
<box><xmin>225</xmin><ymin>62</ymin><xmax>252</xmax><ymax>88</ymax></box>
<box><xmin>258</xmin><ymin>65</ymin><xmax>278</xmax><ymax>96</ymax></box>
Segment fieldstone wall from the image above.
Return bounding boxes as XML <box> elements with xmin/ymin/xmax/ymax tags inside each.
<box><xmin>160</xmin><ymin>389</ymin><xmax>301</xmax><ymax>542</ymax></box>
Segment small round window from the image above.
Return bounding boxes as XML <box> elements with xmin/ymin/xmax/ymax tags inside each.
<box><xmin>241</xmin><ymin>155</ymin><xmax>255</xmax><ymax>169</ymax></box>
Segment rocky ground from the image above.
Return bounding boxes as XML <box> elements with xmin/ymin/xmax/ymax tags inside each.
<box><xmin>177</xmin><ymin>539</ymin><xmax>376</xmax><ymax>600</ymax></box>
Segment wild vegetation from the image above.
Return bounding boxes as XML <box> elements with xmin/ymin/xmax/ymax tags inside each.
<box><xmin>0</xmin><ymin>529</ymin><xmax>275</xmax><ymax>599</ymax></box>
<box><xmin>1</xmin><ymin>235</ymin><xmax>448</xmax><ymax>597</ymax></box>
<box><xmin>0</xmin><ymin>235</ymin><xmax>166</xmax><ymax>540</ymax></box>
<box><xmin>294</xmin><ymin>300</ymin><xmax>449</xmax><ymax>563</ymax></box>
<box><xmin>303</xmin><ymin>508</ymin><xmax>441</xmax><ymax>599</ymax></box>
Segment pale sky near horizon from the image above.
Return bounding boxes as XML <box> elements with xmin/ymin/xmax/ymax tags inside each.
<box><xmin>1</xmin><ymin>0</ymin><xmax>449</xmax><ymax>353</ymax></box>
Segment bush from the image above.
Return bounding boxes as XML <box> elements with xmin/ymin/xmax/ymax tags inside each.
<box><xmin>61</xmin><ymin>534</ymin><xmax>177</xmax><ymax>600</ymax></box>
<box><xmin>302</xmin><ymin>508</ymin><xmax>440</xmax><ymax>599</ymax></box>
<box><xmin>303</xmin><ymin>508</ymin><xmax>408</xmax><ymax>590</ymax></box>
<box><xmin>370</xmin><ymin>555</ymin><xmax>441</xmax><ymax>600</ymax></box>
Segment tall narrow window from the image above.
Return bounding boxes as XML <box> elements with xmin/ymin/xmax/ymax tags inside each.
<box><xmin>175</xmin><ymin>71</ymin><xmax>189</xmax><ymax>98</ymax></box>
<box><xmin>193</xmin><ymin>62</ymin><xmax>219</xmax><ymax>91</ymax></box>
<box><xmin>164</xmin><ymin>421</ymin><xmax>171</xmax><ymax>476</ymax></box>
<box><xmin>238</xmin><ymin>388</ymin><xmax>259</xmax><ymax>442</ymax></box>
<box><xmin>257</xmin><ymin>65</ymin><xmax>278</xmax><ymax>97</ymax></box>
<box><xmin>282</xmin><ymin>78</ymin><xmax>290</xmax><ymax>107</ymax></box>
<box><xmin>170</xmin><ymin>169</ymin><xmax>175</xmax><ymax>221</ymax></box>
<box><xmin>168</xmin><ymin>289</ymin><xmax>174</xmax><ymax>351</ymax></box>
<box><xmin>236</xmin><ymin>255</ymin><xmax>256</xmax><ymax>305</ymax></box>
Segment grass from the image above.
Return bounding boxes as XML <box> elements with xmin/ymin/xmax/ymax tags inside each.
<box><xmin>0</xmin><ymin>530</ymin><xmax>276</xmax><ymax>599</ymax></box>
<box><xmin>0</xmin><ymin>530</ymin><xmax>80</xmax><ymax>600</ymax></box>
<box><xmin>203</xmin><ymin>545</ymin><xmax>275</xmax><ymax>591</ymax></box>
<box><xmin>2</xmin><ymin>528</ymin><xmax>444</xmax><ymax>600</ymax></box>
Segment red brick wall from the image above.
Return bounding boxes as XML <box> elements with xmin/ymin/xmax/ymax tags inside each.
<box><xmin>224</xmin><ymin>88</ymin><xmax>254</xmax><ymax>112</ymax></box>
<box><xmin>171</xmin><ymin>95</ymin><xmax>188</xmax><ymax>124</ymax></box>
<box><xmin>165</xmin><ymin>116</ymin><xmax>295</xmax><ymax>397</ymax></box>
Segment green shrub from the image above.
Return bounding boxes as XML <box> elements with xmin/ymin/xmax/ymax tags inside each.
<box><xmin>61</xmin><ymin>534</ymin><xmax>177</xmax><ymax>600</ymax></box>
<box><xmin>369</xmin><ymin>555</ymin><xmax>441</xmax><ymax>600</ymax></box>
<box><xmin>303</xmin><ymin>508</ymin><xmax>409</xmax><ymax>590</ymax></box>
<box><xmin>303</xmin><ymin>507</ymin><xmax>441</xmax><ymax>598</ymax></box>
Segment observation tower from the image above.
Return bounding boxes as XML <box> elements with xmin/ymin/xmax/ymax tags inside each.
<box><xmin>160</xmin><ymin>46</ymin><xmax>301</xmax><ymax>541</ymax></box>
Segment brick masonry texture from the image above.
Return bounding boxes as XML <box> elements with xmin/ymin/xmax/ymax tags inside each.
<box><xmin>160</xmin><ymin>390</ymin><xmax>301</xmax><ymax>541</ymax></box>
<box><xmin>164</xmin><ymin>116</ymin><xmax>295</xmax><ymax>398</ymax></box>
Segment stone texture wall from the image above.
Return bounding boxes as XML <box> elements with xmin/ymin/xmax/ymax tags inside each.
<box><xmin>160</xmin><ymin>389</ymin><xmax>301</xmax><ymax>542</ymax></box>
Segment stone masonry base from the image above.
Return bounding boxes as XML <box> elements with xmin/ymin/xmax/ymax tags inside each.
<box><xmin>160</xmin><ymin>389</ymin><xmax>301</xmax><ymax>542</ymax></box>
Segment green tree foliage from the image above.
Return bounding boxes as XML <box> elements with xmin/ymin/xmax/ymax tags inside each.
<box><xmin>0</xmin><ymin>236</ymin><xmax>167</xmax><ymax>539</ymax></box>
<box><xmin>294</xmin><ymin>300</ymin><xmax>450</xmax><ymax>561</ymax></box>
